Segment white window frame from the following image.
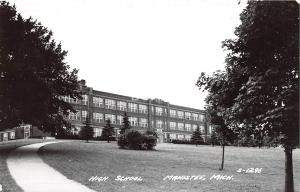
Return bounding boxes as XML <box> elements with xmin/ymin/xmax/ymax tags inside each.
<box><xmin>117</xmin><ymin>101</ymin><xmax>127</xmax><ymax>111</ymax></box>
<box><xmin>105</xmin><ymin>99</ymin><xmax>116</xmax><ymax>109</ymax></box>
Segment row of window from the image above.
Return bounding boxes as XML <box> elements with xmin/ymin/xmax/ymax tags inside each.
<box><xmin>169</xmin><ymin>133</ymin><xmax>192</xmax><ymax>140</ymax></box>
<box><xmin>63</xmin><ymin>95</ymin><xmax>205</xmax><ymax>121</ymax></box>
<box><xmin>169</xmin><ymin>122</ymin><xmax>205</xmax><ymax>132</ymax></box>
<box><xmin>68</xmin><ymin>111</ymin><xmax>204</xmax><ymax>132</ymax></box>
<box><xmin>67</xmin><ymin>111</ymin><xmax>148</xmax><ymax>128</ymax></box>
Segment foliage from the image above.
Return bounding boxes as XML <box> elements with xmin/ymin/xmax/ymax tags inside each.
<box><xmin>171</xmin><ymin>139</ymin><xmax>193</xmax><ymax>145</ymax></box>
<box><xmin>55</xmin><ymin>128</ymin><xmax>80</xmax><ymax>140</ymax></box>
<box><xmin>117</xmin><ymin>130</ymin><xmax>157</xmax><ymax>150</ymax></box>
<box><xmin>101</xmin><ymin>119</ymin><xmax>115</xmax><ymax>143</ymax></box>
<box><xmin>79</xmin><ymin>118</ymin><xmax>94</xmax><ymax>142</ymax></box>
<box><xmin>0</xmin><ymin>1</ymin><xmax>81</xmax><ymax>133</ymax></box>
<box><xmin>208</xmin><ymin>129</ymin><xmax>219</xmax><ymax>146</ymax></box>
<box><xmin>191</xmin><ymin>126</ymin><xmax>204</xmax><ymax>146</ymax></box>
<box><xmin>120</xmin><ymin>112</ymin><xmax>131</xmax><ymax>134</ymax></box>
<box><xmin>197</xmin><ymin>1</ymin><xmax>298</xmax><ymax>190</ymax></box>
<box><xmin>117</xmin><ymin>134</ymin><xmax>128</xmax><ymax>149</ymax></box>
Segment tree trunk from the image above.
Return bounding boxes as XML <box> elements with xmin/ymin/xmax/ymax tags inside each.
<box><xmin>284</xmin><ymin>146</ymin><xmax>294</xmax><ymax>192</ymax></box>
<box><xmin>220</xmin><ymin>144</ymin><xmax>225</xmax><ymax>170</ymax></box>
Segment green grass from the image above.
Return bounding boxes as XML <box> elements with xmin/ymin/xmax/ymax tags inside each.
<box><xmin>0</xmin><ymin>139</ymin><xmax>44</xmax><ymax>192</ymax></box>
<box><xmin>39</xmin><ymin>141</ymin><xmax>300</xmax><ymax>192</ymax></box>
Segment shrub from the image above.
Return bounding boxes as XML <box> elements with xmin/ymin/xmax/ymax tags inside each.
<box><xmin>144</xmin><ymin>135</ymin><xmax>157</xmax><ymax>150</ymax></box>
<box><xmin>117</xmin><ymin>134</ymin><xmax>128</xmax><ymax>149</ymax></box>
<box><xmin>117</xmin><ymin>130</ymin><xmax>157</xmax><ymax>150</ymax></box>
<box><xmin>171</xmin><ymin>139</ymin><xmax>193</xmax><ymax>145</ymax></box>
<box><xmin>127</xmin><ymin>130</ymin><xmax>143</xmax><ymax>149</ymax></box>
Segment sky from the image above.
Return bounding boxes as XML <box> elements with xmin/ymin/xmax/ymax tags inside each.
<box><xmin>7</xmin><ymin>0</ymin><xmax>247</xmax><ymax>109</ymax></box>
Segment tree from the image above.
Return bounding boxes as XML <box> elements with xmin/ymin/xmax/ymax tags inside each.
<box><xmin>120</xmin><ymin>112</ymin><xmax>131</xmax><ymax>134</ymax></box>
<box><xmin>197</xmin><ymin>71</ymin><xmax>237</xmax><ymax>170</ymax></box>
<box><xmin>223</xmin><ymin>2</ymin><xmax>298</xmax><ymax>191</ymax></box>
<box><xmin>0</xmin><ymin>2</ymin><xmax>81</xmax><ymax>133</ymax></box>
<box><xmin>209</xmin><ymin>129</ymin><xmax>218</xmax><ymax>147</ymax></box>
<box><xmin>80</xmin><ymin>117</ymin><xmax>94</xmax><ymax>142</ymax></box>
<box><xmin>191</xmin><ymin>125</ymin><xmax>203</xmax><ymax>146</ymax></box>
<box><xmin>101</xmin><ymin>119</ymin><xmax>115</xmax><ymax>143</ymax></box>
<box><xmin>198</xmin><ymin>1</ymin><xmax>298</xmax><ymax>191</ymax></box>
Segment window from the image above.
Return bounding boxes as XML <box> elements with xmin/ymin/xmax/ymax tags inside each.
<box><xmin>24</xmin><ymin>126</ymin><xmax>30</xmax><ymax>138</ymax></box>
<box><xmin>129</xmin><ymin>117</ymin><xmax>138</xmax><ymax>127</ymax></box>
<box><xmin>200</xmin><ymin>125</ymin><xmax>205</xmax><ymax>133</ymax></box>
<box><xmin>170</xmin><ymin>109</ymin><xmax>176</xmax><ymax>118</ymax></box>
<box><xmin>139</xmin><ymin>118</ymin><xmax>148</xmax><ymax>128</ymax></box>
<box><xmin>69</xmin><ymin>111</ymin><xmax>80</xmax><ymax>120</ymax></box>
<box><xmin>105</xmin><ymin>114</ymin><xmax>116</xmax><ymax>124</ymax></box>
<box><xmin>185</xmin><ymin>112</ymin><xmax>191</xmax><ymax>120</ymax></box>
<box><xmin>93</xmin><ymin>97</ymin><xmax>103</xmax><ymax>108</ymax></box>
<box><xmin>117</xmin><ymin>101</ymin><xmax>127</xmax><ymax>111</ymax></box>
<box><xmin>177</xmin><ymin>134</ymin><xmax>184</xmax><ymax>139</ymax></box>
<box><xmin>151</xmin><ymin>106</ymin><xmax>155</xmax><ymax>114</ymax></box>
<box><xmin>81</xmin><ymin>111</ymin><xmax>88</xmax><ymax>121</ymax></box>
<box><xmin>200</xmin><ymin>114</ymin><xmax>205</xmax><ymax>122</ymax></box>
<box><xmin>128</xmin><ymin>103</ymin><xmax>138</xmax><ymax>112</ymax></box>
<box><xmin>169</xmin><ymin>122</ymin><xmax>176</xmax><ymax>130</ymax></box>
<box><xmin>93</xmin><ymin>113</ymin><xmax>103</xmax><ymax>123</ymax></box>
<box><xmin>170</xmin><ymin>133</ymin><xmax>176</xmax><ymax>140</ymax></box>
<box><xmin>139</xmin><ymin>104</ymin><xmax>148</xmax><ymax>113</ymax></box>
<box><xmin>192</xmin><ymin>113</ymin><xmax>199</xmax><ymax>121</ymax></box>
<box><xmin>192</xmin><ymin>124</ymin><xmax>198</xmax><ymax>132</ymax></box>
<box><xmin>10</xmin><ymin>132</ymin><xmax>15</xmax><ymax>139</ymax></box>
<box><xmin>61</xmin><ymin>96</ymin><xmax>80</xmax><ymax>104</ymax></box>
<box><xmin>178</xmin><ymin>123</ymin><xmax>184</xmax><ymax>131</ymax></box>
<box><xmin>93</xmin><ymin>128</ymin><xmax>102</xmax><ymax>137</ymax></box>
<box><xmin>208</xmin><ymin>125</ymin><xmax>212</xmax><ymax>134</ymax></box>
<box><xmin>185</xmin><ymin>124</ymin><xmax>191</xmax><ymax>132</ymax></box>
<box><xmin>185</xmin><ymin>134</ymin><xmax>191</xmax><ymax>140</ymax></box>
<box><xmin>156</xmin><ymin>107</ymin><xmax>163</xmax><ymax>116</ymax></box>
<box><xmin>117</xmin><ymin>115</ymin><xmax>123</xmax><ymax>125</ymax></box>
<box><xmin>156</xmin><ymin>120</ymin><xmax>163</xmax><ymax>128</ymax></box>
<box><xmin>177</xmin><ymin>111</ymin><xmax>184</xmax><ymax>118</ymax></box>
<box><xmin>82</xmin><ymin>95</ymin><xmax>88</xmax><ymax>105</ymax></box>
<box><xmin>105</xmin><ymin>99</ymin><xmax>116</xmax><ymax>109</ymax></box>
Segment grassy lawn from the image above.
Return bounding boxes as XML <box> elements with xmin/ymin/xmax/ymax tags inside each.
<box><xmin>0</xmin><ymin>139</ymin><xmax>44</xmax><ymax>192</ymax></box>
<box><xmin>39</xmin><ymin>141</ymin><xmax>300</xmax><ymax>192</ymax></box>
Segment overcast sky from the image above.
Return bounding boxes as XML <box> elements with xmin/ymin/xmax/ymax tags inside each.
<box><xmin>8</xmin><ymin>0</ymin><xmax>247</xmax><ymax>109</ymax></box>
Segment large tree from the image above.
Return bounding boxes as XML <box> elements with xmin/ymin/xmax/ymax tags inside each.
<box><xmin>198</xmin><ymin>1</ymin><xmax>299</xmax><ymax>191</ymax></box>
<box><xmin>0</xmin><ymin>2</ymin><xmax>81</xmax><ymax>133</ymax></box>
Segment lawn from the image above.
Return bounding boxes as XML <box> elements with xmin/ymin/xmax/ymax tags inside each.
<box><xmin>0</xmin><ymin>139</ymin><xmax>44</xmax><ymax>192</ymax></box>
<box><xmin>39</xmin><ymin>141</ymin><xmax>300</xmax><ymax>192</ymax></box>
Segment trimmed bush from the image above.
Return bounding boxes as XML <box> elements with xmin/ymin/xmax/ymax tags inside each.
<box><xmin>127</xmin><ymin>130</ymin><xmax>143</xmax><ymax>149</ymax></box>
<box><xmin>144</xmin><ymin>135</ymin><xmax>157</xmax><ymax>150</ymax></box>
<box><xmin>117</xmin><ymin>130</ymin><xmax>157</xmax><ymax>150</ymax></box>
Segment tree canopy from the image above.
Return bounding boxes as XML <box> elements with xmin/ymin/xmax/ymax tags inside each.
<box><xmin>0</xmin><ymin>2</ymin><xmax>81</xmax><ymax>133</ymax></box>
<box><xmin>197</xmin><ymin>1</ymin><xmax>298</xmax><ymax>191</ymax></box>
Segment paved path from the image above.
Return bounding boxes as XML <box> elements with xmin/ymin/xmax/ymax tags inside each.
<box><xmin>7</xmin><ymin>142</ymin><xmax>96</xmax><ymax>192</ymax></box>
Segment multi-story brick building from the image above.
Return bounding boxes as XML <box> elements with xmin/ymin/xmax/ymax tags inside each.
<box><xmin>62</xmin><ymin>80</ymin><xmax>211</xmax><ymax>143</ymax></box>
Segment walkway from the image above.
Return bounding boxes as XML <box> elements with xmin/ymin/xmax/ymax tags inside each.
<box><xmin>7</xmin><ymin>141</ymin><xmax>96</xmax><ymax>192</ymax></box>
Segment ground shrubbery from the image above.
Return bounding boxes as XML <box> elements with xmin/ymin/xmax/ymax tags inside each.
<box><xmin>171</xmin><ymin>139</ymin><xmax>208</xmax><ymax>145</ymax></box>
<box><xmin>117</xmin><ymin>130</ymin><xmax>157</xmax><ymax>150</ymax></box>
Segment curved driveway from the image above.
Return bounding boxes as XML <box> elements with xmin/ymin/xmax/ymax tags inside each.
<box><xmin>7</xmin><ymin>141</ymin><xmax>96</xmax><ymax>192</ymax></box>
